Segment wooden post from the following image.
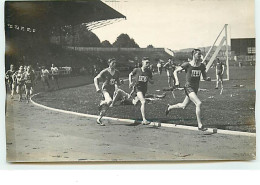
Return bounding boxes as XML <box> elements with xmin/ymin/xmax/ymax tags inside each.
<box><xmin>225</xmin><ymin>24</ymin><xmax>230</xmax><ymax>80</ymax></box>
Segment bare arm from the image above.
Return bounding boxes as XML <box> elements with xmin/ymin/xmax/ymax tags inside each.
<box><xmin>174</xmin><ymin>66</ymin><xmax>183</xmax><ymax>86</ymax></box>
<box><xmin>202</xmin><ymin>70</ymin><xmax>211</xmax><ymax>81</ymax></box>
<box><xmin>163</xmin><ymin>62</ymin><xmax>169</xmax><ymax>68</ymax></box>
<box><xmin>129</xmin><ymin>71</ymin><xmax>134</xmax><ymax>88</ymax></box>
<box><xmin>94</xmin><ymin>73</ymin><xmax>102</xmax><ymax>92</ymax></box>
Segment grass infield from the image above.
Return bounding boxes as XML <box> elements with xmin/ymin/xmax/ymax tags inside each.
<box><xmin>33</xmin><ymin>66</ymin><xmax>255</xmax><ymax>133</ymax></box>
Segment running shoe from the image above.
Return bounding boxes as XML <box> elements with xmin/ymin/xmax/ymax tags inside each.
<box><xmin>142</xmin><ymin>120</ymin><xmax>151</xmax><ymax>125</ymax></box>
<box><xmin>198</xmin><ymin>125</ymin><xmax>208</xmax><ymax>131</ymax></box>
<box><xmin>96</xmin><ymin>118</ymin><xmax>105</xmax><ymax>126</ymax></box>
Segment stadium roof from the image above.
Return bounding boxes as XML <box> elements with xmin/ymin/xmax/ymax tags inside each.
<box><xmin>5</xmin><ymin>0</ymin><xmax>126</xmax><ymax>31</ymax></box>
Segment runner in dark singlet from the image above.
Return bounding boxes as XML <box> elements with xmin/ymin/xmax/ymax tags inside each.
<box><xmin>14</xmin><ymin>66</ymin><xmax>25</xmax><ymax>101</ymax></box>
<box><xmin>94</xmin><ymin>58</ymin><xmax>121</xmax><ymax>126</ymax></box>
<box><xmin>24</xmin><ymin>65</ymin><xmax>35</xmax><ymax>103</ymax></box>
<box><xmin>129</xmin><ymin>57</ymin><xmax>154</xmax><ymax>125</ymax></box>
<box><xmin>165</xmin><ymin>49</ymin><xmax>211</xmax><ymax>131</ymax></box>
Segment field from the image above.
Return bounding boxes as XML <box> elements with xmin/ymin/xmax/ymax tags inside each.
<box><xmin>33</xmin><ymin>65</ymin><xmax>255</xmax><ymax>133</ymax></box>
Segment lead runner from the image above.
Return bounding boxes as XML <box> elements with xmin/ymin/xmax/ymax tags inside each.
<box><xmin>165</xmin><ymin>49</ymin><xmax>211</xmax><ymax>131</ymax></box>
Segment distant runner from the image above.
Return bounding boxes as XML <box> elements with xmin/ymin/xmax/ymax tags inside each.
<box><xmin>51</xmin><ymin>64</ymin><xmax>59</xmax><ymax>89</ymax></box>
<box><xmin>215</xmin><ymin>58</ymin><xmax>225</xmax><ymax>91</ymax></box>
<box><xmin>24</xmin><ymin>65</ymin><xmax>36</xmax><ymax>103</ymax></box>
<box><xmin>13</xmin><ymin>66</ymin><xmax>25</xmax><ymax>101</ymax></box>
<box><xmin>163</xmin><ymin>58</ymin><xmax>176</xmax><ymax>88</ymax></box>
<box><xmin>41</xmin><ymin>66</ymin><xmax>50</xmax><ymax>90</ymax></box>
<box><xmin>5</xmin><ymin>64</ymin><xmax>15</xmax><ymax>99</ymax></box>
<box><xmin>157</xmin><ymin>61</ymin><xmax>163</xmax><ymax>75</ymax></box>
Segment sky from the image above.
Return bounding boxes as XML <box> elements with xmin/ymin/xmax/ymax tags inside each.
<box><xmin>92</xmin><ymin>0</ymin><xmax>255</xmax><ymax>50</ymax></box>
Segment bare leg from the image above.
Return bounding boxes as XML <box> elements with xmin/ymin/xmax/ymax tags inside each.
<box><xmin>17</xmin><ymin>86</ymin><xmax>22</xmax><ymax>101</ymax></box>
<box><xmin>188</xmin><ymin>92</ymin><xmax>205</xmax><ymax>129</ymax></box>
<box><xmin>110</xmin><ymin>90</ymin><xmax>120</xmax><ymax>107</ymax></box>
<box><xmin>97</xmin><ymin>91</ymin><xmax>113</xmax><ymax>126</ymax></box>
<box><xmin>11</xmin><ymin>83</ymin><xmax>15</xmax><ymax>99</ymax></box>
<box><xmin>136</xmin><ymin>91</ymin><xmax>149</xmax><ymax>124</ymax></box>
<box><xmin>220</xmin><ymin>76</ymin><xmax>223</xmax><ymax>89</ymax></box>
<box><xmin>25</xmin><ymin>87</ymin><xmax>29</xmax><ymax>103</ymax></box>
<box><xmin>168</xmin><ymin>76</ymin><xmax>173</xmax><ymax>88</ymax></box>
<box><xmin>216</xmin><ymin>75</ymin><xmax>219</xmax><ymax>88</ymax></box>
<box><xmin>167</xmin><ymin>96</ymin><xmax>191</xmax><ymax>111</ymax></box>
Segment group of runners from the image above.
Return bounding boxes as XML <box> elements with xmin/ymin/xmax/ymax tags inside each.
<box><xmin>94</xmin><ymin>49</ymin><xmax>225</xmax><ymax>130</ymax></box>
<box><xmin>5</xmin><ymin>63</ymin><xmax>60</xmax><ymax>103</ymax></box>
<box><xmin>5</xmin><ymin>65</ymin><xmax>36</xmax><ymax>103</ymax></box>
<box><xmin>6</xmin><ymin>49</ymin><xmax>225</xmax><ymax>131</ymax></box>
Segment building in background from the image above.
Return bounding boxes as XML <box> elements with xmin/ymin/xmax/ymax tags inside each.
<box><xmin>231</xmin><ymin>38</ymin><xmax>255</xmax><ymax>63</ymax></box>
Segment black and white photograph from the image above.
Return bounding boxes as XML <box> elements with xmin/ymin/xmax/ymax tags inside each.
<box><xmin>4</xmin><ymin>0</ymin><xmax>256</xmax><ymax>162</ymax></box>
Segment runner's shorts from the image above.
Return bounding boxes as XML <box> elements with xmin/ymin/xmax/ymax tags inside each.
<box><xmin>135</xmin><ymin>84</ymin><xmax>147</xmax><ymax>96</ymax></box>
<box><xmin>102</xmin><ymin>86</ymin><xmax>115</xmax><ymax>99</ymax></box>
<box><xmin>184</xmin><ymin>85</ymin><xmax>199</xmax><ymax>96</ymax></box>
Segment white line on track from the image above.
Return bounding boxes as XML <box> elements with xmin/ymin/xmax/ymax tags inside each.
<box><xmin>30</xmin><ymin>92</ymin><xmax>256</xmax><ymax>138</ymax></box>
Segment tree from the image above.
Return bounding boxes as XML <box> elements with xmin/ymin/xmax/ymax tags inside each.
<box><xmin>101</xmin><ymin>40</ymin><xmax>112</xmax><ymax>47</ymax></box>
<box><xmin>147</xmin><ymin>45</ymin><xmax>154</xmax><ymax>48</ymax></box>
<box><xmin>113</xmin><ymin>33</ymin><xmax>139</xmax><ymax>48</ymax></box>
<box><xmin>51</xmin><ymin>25</ymin><xmax>101</xmax><ymax>47</ymax></box>
<box><xmin>76</xmin><ymin>26</ymin><xmax>101</xmax><ymax>47</ymax></box>
<box><xmin>78</xmin><ymin>31</ymin><xmax>101</xmax><ymax>47</ymax></box>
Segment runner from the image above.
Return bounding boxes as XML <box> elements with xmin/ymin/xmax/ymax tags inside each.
<box><xmin>165</xmin><ymin>49</ymin><xmax>211</xmax><ymax>131</ymax></box>
<box><xmin>157</xmin><ymin>61</ymin><xmax>163</xmax><ymax>75</ymax></box>
<box><xmin>51</xmin><ymin>64</ymin><xmax>59</xmax><ymax>89</ymax></box>
<box><xmin>163</xmin><ymin>58</ymin><xmax>176</xmax><ymax>89</ymax></box>
<box><xmin>215</xmin><ymin>58</ymin><xmax>225</xmax><ymax>90</ymax></box>
<box><xmin>94</xmin><ymin>58</ymin><xmax>121</xmax><ymax>126</ymax></box>
<box><xmin>41</xmin><ymin>66</ymin><xmax>50</xmax><ymax>90</ymax></box>
<box><xmin>24</xmin><ymin>65</ymin><xmax>36</xmax><ymax>103</ymax></box>
<box><xmin>129</xmin><ymin>57</ymin><xmax>154</xmax><ymax>125</ymax></box>
<box><xmin>13</xmin><ymin>66</ymin><xmax>25</xmax><ymax>101</ymax></box>
<box><xmin>5</xmin><ymin>64</ymin><xmax>16</xmax><ymax>99</ymax></box>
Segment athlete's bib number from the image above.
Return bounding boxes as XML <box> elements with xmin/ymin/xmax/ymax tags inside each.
<box><xmin>109</xmin><ymin>79</ymin><xmax>116</xmax><ymax>85</ymax></box>
<box><xmin>191</xmin><ymin>70</ymin><xmax>201</xmax><ymax>77</ymax></box>
<box><xmin>138</xmin><ymin>76</ymin><xmax>148</xmax><ymax>82</ymax></box>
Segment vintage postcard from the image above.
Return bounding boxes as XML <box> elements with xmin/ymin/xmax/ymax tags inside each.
<box><xmin>4</xmin><ymin>0</ymin><xmax>255</xmax><ymax>162</ymax></box>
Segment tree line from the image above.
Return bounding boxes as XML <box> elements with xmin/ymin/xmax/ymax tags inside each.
<box><xmin>50</xmin><ymin>25</ymin><xmax>154</xmax><ymax>48</ymax></box>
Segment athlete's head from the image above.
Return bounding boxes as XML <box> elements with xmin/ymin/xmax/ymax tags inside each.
<box><xmin>19</xmin><ymin>65</ymin><xmax>24</xmax><ymax>71</ymax></box>
<box><xmin>10</xmin><ymin>64</ymin><xmax>14</xmax><ymax>70</ymax></box>
<box><xmin>108</xmin><ymin>58</ymin><xmax>116</xmax><ymax>69</ymax></box>
<box><xmin>142</xmin><ymin>57</ymin><xmax>150</xmax><ymax>69</ymax></box>
<box><xmin>192</xmin><ymin>49</ymin><xmax>202</xmax><ymax>61</ymax></box>
<box><xmin>27</xmin><ymin>65</ymin><xmax>32</xmax><ymax>72</ymax></box>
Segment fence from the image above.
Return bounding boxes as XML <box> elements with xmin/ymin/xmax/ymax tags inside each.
<box><xmin>64</xmin><ymin>46</ymin><xmax>166</xmax><ymax>52</ymax></box>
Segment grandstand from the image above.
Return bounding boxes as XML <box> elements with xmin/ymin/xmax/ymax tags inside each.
<box><xmin>5</xmin><ymin>1</ymin><xmax>126</xmax><ymax>71</ymax></box>
<box><xmin>5</xmin><ymin>1</ymin><xmax>175</xmax><ymax>76</ymax></box>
